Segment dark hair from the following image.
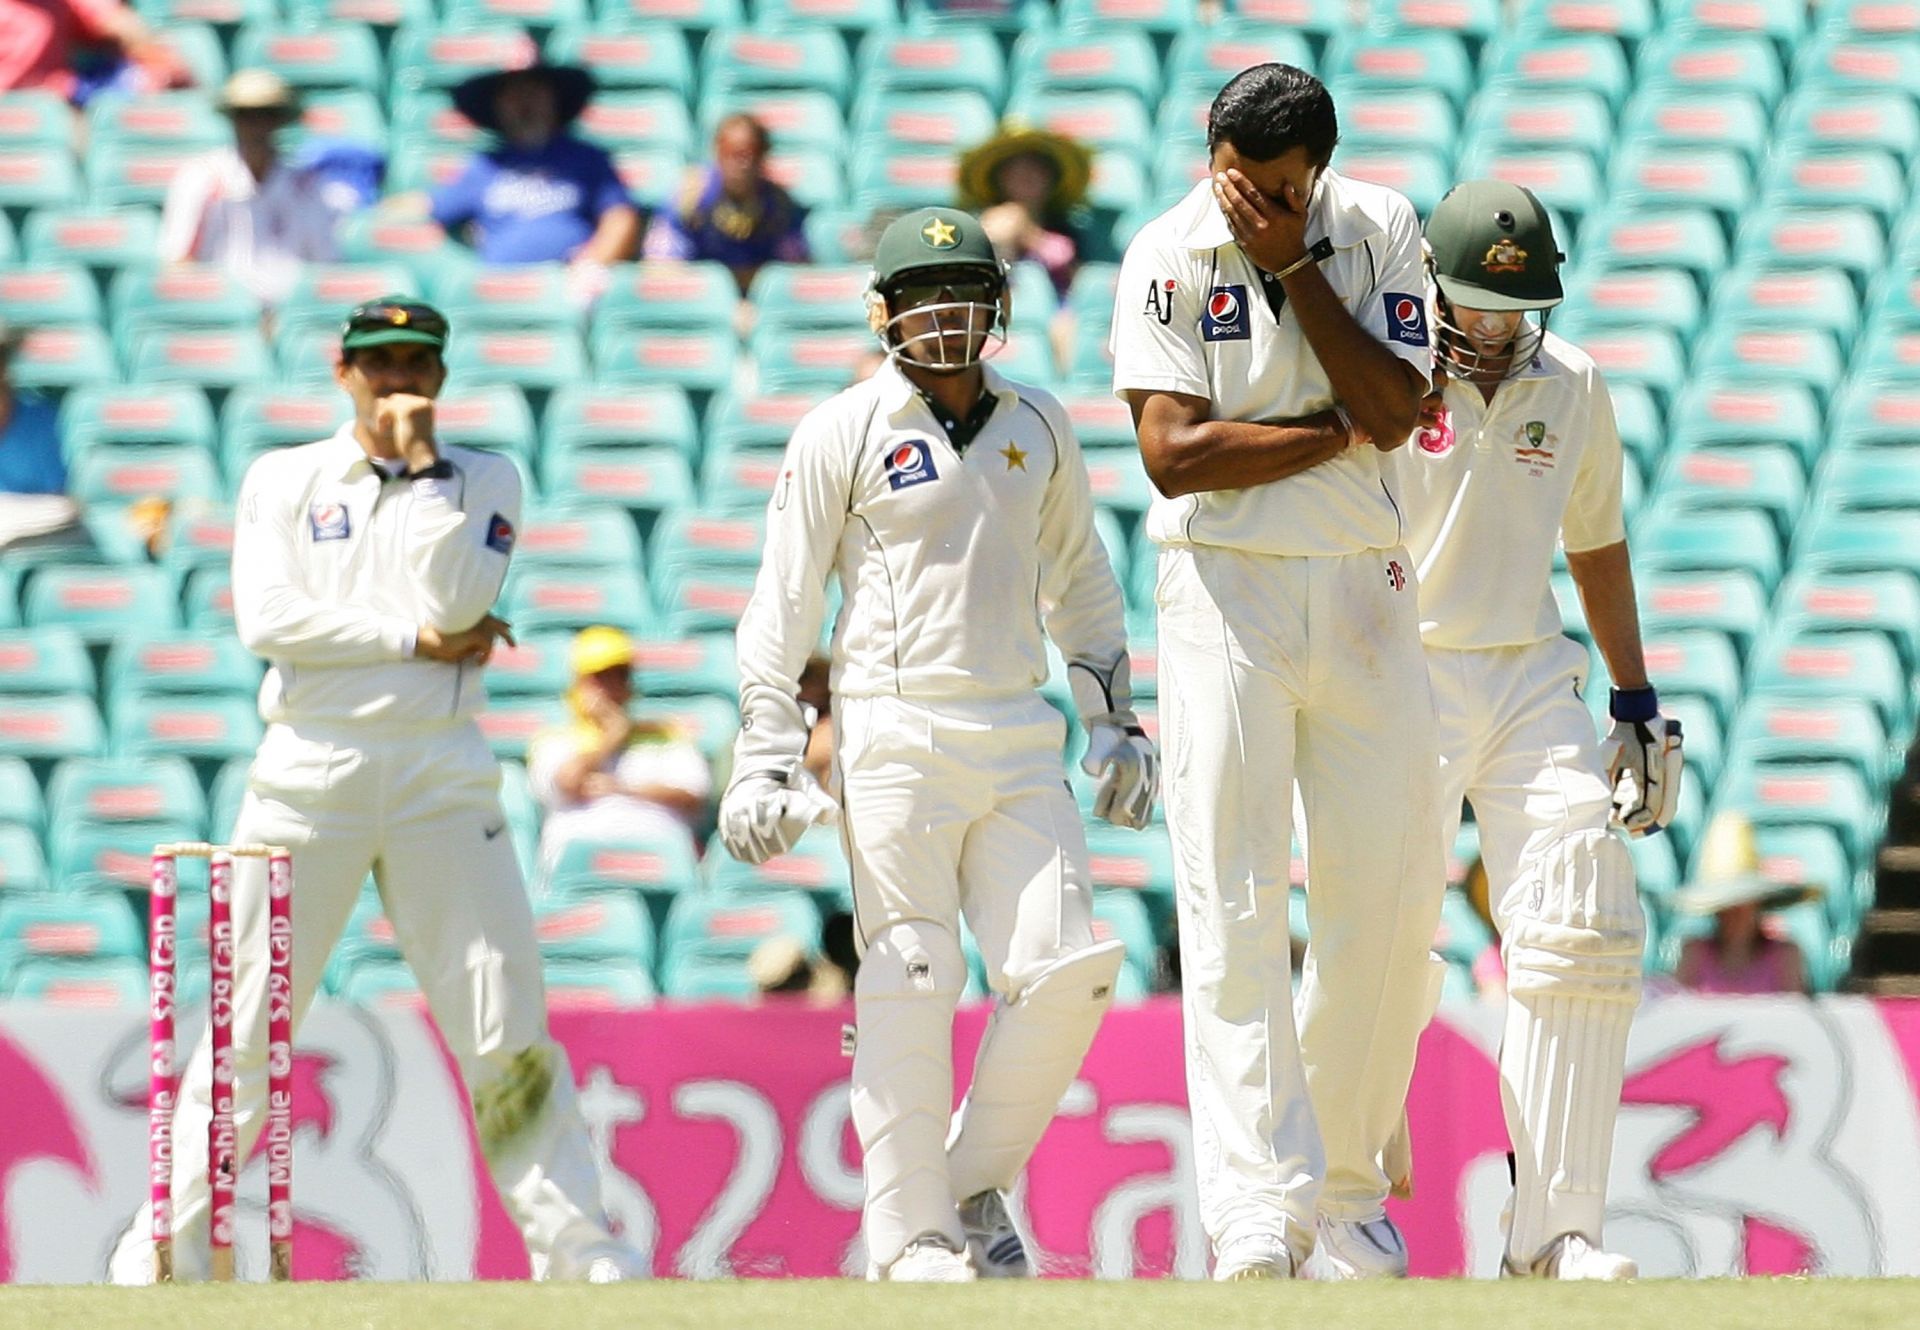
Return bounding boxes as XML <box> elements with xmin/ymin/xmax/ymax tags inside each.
<box><xmin>1207</xmin><ymin>63</ymin><xmax>1339</xmax><ymax>167</ymax></box>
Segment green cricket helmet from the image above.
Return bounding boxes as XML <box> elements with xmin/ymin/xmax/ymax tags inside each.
<box><xmin>1424</xmin><ymin>180</ymin><xmax>1564</xmax><ymax>379</ymax></box>
<box><xmin>865</xmin><ymin>207</ymin><xmax>1009</xmax><ymax>373</ymax></box>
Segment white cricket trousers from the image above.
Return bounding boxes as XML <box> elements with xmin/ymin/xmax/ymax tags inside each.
<box><xmin>1156</xmin><ymin>544</ymin><xmax>1445</xmax><ymax>1261</ymax></box>
<box><xmin>1426</xmin><ymin>636</ymin><xmax>1644</xmax><ymax>1261</ymax></box>
<box><xmin>110</xmin><ymin>719</ymin><xmax>613</xmax><ymax>1281</ymax></box>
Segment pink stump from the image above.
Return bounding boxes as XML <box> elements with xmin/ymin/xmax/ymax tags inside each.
<box><xmin>147</xmin><ymin>849</ymin><xmax>178</xmax><ymax>1283</ymax></box>
<box><xmin>266</xmin><ymin>851</ymin><xmax>294</xmax><ymax>1281</ymax></box>
<box><xmin>207</xmin><ymin>851</ymin><xmax>236</xmax><ymax>1281</ymax></box>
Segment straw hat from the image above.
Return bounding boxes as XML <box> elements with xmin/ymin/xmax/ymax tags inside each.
<box><xmin>957</xmin><ymin>121</ymin><xmax>1092</xmax><ymax>215</ymax></box>
<box><xmin>1673</xmin><ymin>812</ymin><xmax>1822</xmax><ymax>916</ymax></box>
<box><xmin>217</xmin><ymin>68</ymin><xmax>301</xmax><ymax>121</ymax></box>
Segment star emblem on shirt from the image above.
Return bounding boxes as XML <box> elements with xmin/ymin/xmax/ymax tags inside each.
<box><xmin>999</xmin><ymin>442</ymin><xmax>1028</xmax><ymax>471</ymax></box>
<box><xmin>922</xmin><ymin>217</ymin><xmax>958</xmax><ymax>249</ymax></box>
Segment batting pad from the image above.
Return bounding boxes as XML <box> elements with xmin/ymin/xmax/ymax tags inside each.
<box><xmin>850</xmin><ymin>920</ymin><xmax>969</xmax><ymax>1273</ymax></box>
<box><xmin>947</xmin><ymin>939</ymin><xmax>1126</xmax><ymax>1201</ymax></box>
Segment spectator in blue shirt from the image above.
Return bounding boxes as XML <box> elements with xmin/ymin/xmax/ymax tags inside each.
<box><xmin>0</xmin><ymin>322</ymin><xmax>86</xmax><ymax>551</ymax></box>
<box><xmin>431</xmin><ymin>61</ymin><xmax>641</xmax><ymax>272</ymax></box>
<box><xmin>644</xmin><ymin>114</ymin><xmax>808</xmax><ymax>295</ymax></box>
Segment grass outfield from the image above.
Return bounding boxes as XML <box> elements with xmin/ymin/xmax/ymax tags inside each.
<box><xmin>1</xmin><ymin>1280</ymin><xmax>1918</xmax><ymax>1330</ymax></box>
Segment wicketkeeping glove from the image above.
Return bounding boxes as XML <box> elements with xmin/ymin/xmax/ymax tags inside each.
<box><xmin>1068</xmin><ymin>657</ymin><xmax>1160</xmax><ymax>831</ymax></box>
<box><xmin>719</xmin><ymin>762</ymin><xmax>840</xmax><ymax>865</ymax></box>
<box><xmin>1598</xmin><ymin>686</ymin><xmax>1684</xmax><ymax>838</ymax></box>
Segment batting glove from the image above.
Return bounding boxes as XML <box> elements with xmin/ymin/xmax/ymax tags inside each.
<box><xmin>1068</xmin><ymin>656</ymin><xmax>1159</xmax><ymax>830</ymax></box>
<box><xmin>719</xmin><ymin>762</ymin><xmax>839</xmax><ymax>865</ymax></box>
<box><xmin>1598</xmin><ymin>686</ymin><xmax>1684</xmax><ymax>838</ymax></box>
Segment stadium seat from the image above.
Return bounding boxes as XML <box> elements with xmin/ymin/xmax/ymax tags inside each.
<box><xmin>1819</xmin><ymin>0</ymin><xmax>1920</xmax><ymax>35</ymax></box>
<box><xmin>546</xmin><ymin>827</ymin><xmax>702</xmax><ymax>903</ymax></box>
<box><xmin>543</xmin><ymin>382</ymin><xmax>700</xmax><ymax>462</ymax></box>
<box><xmin>219</xmin><ymin>387</ymin><xmax>348</xmax><ymax>478</ymax></box>
<box><xmin>651</xmin><ymin>509</ymin><xmax>765</xmax><ymax>574</ymax></box>
<box><xmin>709</xmin><ymin>836</ymin><xmax>852</xmax><ymax>912</ymax></box>
<box><xmin>1636</xmin><ymin>628</ymin><xmax>1745</xmax><ymax>727</ymax></box>
<box><xmin>1775</xmin><ymin>571</ymin><xmax>1920</xmax><ymax>674</ymax></box>
<box><xmin>658</xmin><ymin>889</ymin><xmax>822</xmax><ymax>995</ymax></box>
<box><xmin>0</xmin><ymin>892</ymin><xmax>143</xmax><ymax>979</ymax></box>
<box><xmin>749</xmin><ymin>326</ymin><xmax>874</xmax><ymax>393</ymax></box>
<box><xmin>1577</xmin><ymin>206</ymin><xmax>1728</xmax><ymax>291</ymax></box>
<box><xmin>1795</xmin><ymin>510</ymin><xmax>1920</xmax><ymax>581</ymax></box>
<box><xmin>1749</xmin><ymin>631</ymin><xmax>1912</xmax><ymax>735</ymax></box>
<box><xmin>1456</xmin><ymin>144</ymin><xmax>1603</xmax><ymax>228</ymax></box>
<box><xmin>24</xmin><ymin>566</ymin><xmax>176</xmax><ymax>643</ymax></box>
<box><xmin>748</xmin><ymin>263</ymin><xmax>873</xmax><ymax>332</ymax></box>
<box><xmin>0</xmin><ymin>91</ymin><xmax>76</xmax><ymax>149</ymax></box>
<box><xmin>1089</xmin><ymin>888</ymin><xmax>1158</xmax><ymax>999</ymax></box>
<box><xmin>704</xmin><ymin>390</ymin><xmax>813</xmax><ymax>460</ymax></box>
<box><xmin>20</xmin><ymin>206</ymin><xmax>162</xmax><ymax>278</ymax></box>
<box><xmin>334</xmin><ymin>959</ymin><xmax>423</xmax><ymax>1006</ymax></box>
<box><xmin>1483</xmin><ymin>33</ymin><xmax>1634</xmax><ymax>112</ymax></box>
<box><xmin>1572</xmin><ymin>327</ymin><xmax>1688</xmax><ymax>407</ymax></box>
<box><xmin>434</xmin><ymin>265</ymin><xmax>579</xmax><ymax>332</ymax></box>
<box><xmin>483</xmin><ymin>630</ymin><xmax>574</xmax><ymax>697</ymax></box>
<box><xmin>1563</xmin><ymin>267</ymin><xmax>1701</xmax><ymax>340</ymax></box>
<box><xmin>1333</xmin><ymin>147</ymin><xmax>1452</xmax><ymax>217</ymax></box>
<box><xmin>48</xmin><ymin>755</ymin><xmax>207</xmax><ymax>839</ymax></box>
<box><xmin>630</xmin><ymin>694</ymin><xmax>735</xmax><ymax>762</ymax></box>
<box><xmin>1461</xmin><ymin>85</ymin><xmax>1606</xmax><ymax>167</ymax></box>
<box><xmin>0</xmin><ymin>822</ymin><xmax>50</xmax><ymax>895</ymax></box>
<box><xmin>86</xmin><ymin>92</ymin><xmax>226</xmax><ymax>151</ymax></box>
<box><xmin>1729</xmin><ymin>697</ymin><xmax>1893</xmax><ymax>789</ymax></box>
<box><xmin>105</xmin><ymin>630</ymin><xmax>261</xmax><ymax>700</ymax></box>
<box><xmin>1779</xmin><ymin>90</ymin><xmax>1920</xmax><ymax>169</ymax></box>
<box><xmin>595</xmin><ymin>0</ymin><xmax>741</xmax><ymax>32</ymax></box>
<box><xmin>1082</xmin><ymin>820</ymin><xmax>1176</xmax><ymax>932</ymax></box>
<box><xmin>854</xmin><ymin>29</ymin><xmax>1004</xmax><ymax>108</ymax></box>
<box><xmin>576</xmin><ymin>89</ymin><xmax>697</xmax><ymax>155</ymax></box>
<box><xmin>0</xmin><ymin>695</ymin><xmax>106</xmax><ymax>769</ymax></box>
<box><xmin>1714</xmin><ymin>760</ymin><xmax>1881</xmax><ymax>866</ymax></box>
<box><xmin>1010</xmin><ymin>31</ymin><xmax>1161</xmax><ymax>101</ymax></box>
<box><xmin>543</xmin><ymin>445</ymin><xmax>696</xmax><ymax>524</ymax></box>
<box><xmin>417</xmin><ymin>384</ymin><xmax>534</xmax><ymax>468</ymax></box>
<box><xmin>69</xmin><ymin>445</ymin><xmax>222</xmax><ymax>507</ymax></box>
<box><xmin>591</xmin><ymin>263</ymin><xmax>736</xmax><ymax>336</ymax></box>
<box><xmin>1735</xmin><ymin>208</ymin><xmax>1886</xmax><ymax>300</ymax></box>
<box><xmin>514</xmin><ymin>504</ymin><xmax>645</xmax><ymax>575</ymax></box>
<box><xmin>1325</xmin><ymin>30</ymin><xmax>1477</xmax><ymax>108</ymax></box>
<box><xmin>1795</xmin><ymin>34</ymin><xmax>1920</xmax><ymax>99</ymax></box>
<box><xmin>128</xmin><ymin>327</ymin><xmax>275</xmax><ymax>394</ymax></box>
<box><xmin>0</xmin><ymin>627</ymin><xmax>92</xmax><ymax>697</ymax></box>
<box><xmin>332</xmin><ymin>211</ymin><xmax>473</xmax><ymax>291</ymax></box>
<box><xmin>849</xmin><ymin>146</ymin><xmax>958</xmax><ymax>213</ymax></box>
<box><xmin>1621</xmin><ymin>88</ymin><xmax>1770</xmax><ymax>172</ymax></box>
<box><xmin>626</xmin><ymin>632</ymin><xmax>736</xmax><ymax>698</ymax></box>
<box><xmin>0</xmin><ymin>263</ymin><xmax>101</xmax><ymax>327</ymax></box>
<box><xmin>442</xmin><ymin>330</ymin><xmax>588</xmax><ymax>396</ymax></box>
<box><xmin>0</xmin><ymin>146</ymin><xmax>82</xmax><ymax>216</ymax></box>
<box><xmin>110</xmin><ymin>693</ymin><xmax>263</xmax><ymax>767</ymax></box>
<box><xmin>1651</xmin><ymin>445</ymin><xmax>1804</xmax><ymax>544</ymax></box>
<box><xmin>651</xmin><ymin>566</ymin><xmax>757</xmax><ymax>636</ymax></box>
<box><xmin>2</xmin><ymin>324</ymin><xmax>113</xmax><ymax>393</ymax></box>
<box><xmin>701</xmin><ymin>27</ymin><xmax>852</xmax><ymax>103</ymax></box>
<box><xmin>541</xmin><ymin>958</ymin><xmax>657</xmax><ymax>1008</ymax></box>
<box><xmin>1692</xmin><ymin>327</ymin><xmax>1846</xmax><ymax>407</ymax></box>
<box><xmin>1608</xmin><ymin>144</ymin><xmax>1753</xmax><ymax>228</ymax></box>
<box><xmin>1832</xmin><ymin>379</ymin><xmax>1920</xmax><ymax>451</ymax></box>
<box><xmin>591</xmin><ymin>327</ymin><xmax>736</xmax><ymax>396</ymax></box>
<box><xmin>531</xmin><ymin>891</ymin><xmax>656</xmax><ymax>968</ymax></box>
<box><xmin>180</xmin><ymin>566</ymin><xmax>236</xmax><ymax>630</ymax></box>
<box><xmin>1765</xmin><ymin>148</ymin><xmax>1908</xmax><ymax>227</ymax></box>
<box><xmin>386</xmin><ymin>22</ymin><xmax>538</xmax><ymax>100</ymax></box>
<box><xmin>1634</xmin><ymin>507</ymin><xmax>1783</xmax><ymax>594</ymax></box>
<box><xmin>296</xmin><ymin>89</ymin><xmax>387</xmax><ymax>146</ymax></box>
<box><xmin>60</xmin><ymin>384</ymin><xmax>216</xmax><ymax>455</ymax></box>
<box><xmin>698</xmin><ymin>88</ymin><xmax>843</xmax><ymax>157</ymax></box>
<box><xmin>502</xmin><ymin>566</ymin><xmax>653</xmax><ymax>636</ymax></box>
<box><xmin>1711</xmin><ymin>265</ymin><xmax>1860</xmax><ymax>349</ymax></box>
<box><xmin>112</xmin><ymin>259</ymin><xmax>261</xmax><ymax>346</ymax></box>
<box><xmin>546</xmin><ymin>23</ymin><xmax>694</xmax><ymax>96</ymax></box>
<box><xmin>1638</xmin><ymin>32</ymin><xmax>1785</xmax><ymax>106</ymax></box>
<box><xmin>475</xmin><ymin>696</ymin><xmax>568</xmax><ymax>762</ymax></box>
<box><xmin>697</xmin><ymin>447</ymin><xmax>779</xmax><ymax>512</ymax></box>
<box><xmin>232</xmin><ymin>22</ymin><xmax>384</xmax><ymax>94</ymax></box>
<box><xmin>442</xmin><ymin>0</ymin><xmax>588</xmax><ymax>27</ymax></box>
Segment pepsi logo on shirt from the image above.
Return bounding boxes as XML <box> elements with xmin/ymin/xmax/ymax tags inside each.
<box><xmin>309</xmin><ymin>501</ymin><xmax>351</xmax><ymax>542</ymax></box>
<box><xmin>1201</xmin><ymin>285</ymin><xmax>1250</xmax><ymax>342</ymax></box>
<box><xmin>885</xmin><ymin>439</ymin><xmax>940</xmax><ymax>491</ymax></box>
<box><xmin>1382</xmin><ymin>292</ymin><xmax>1429</xmax><ymax>347</ymax></box>
<box><xmin>485</xmin><ymin>512</ymin><xmax>516</xmax><ymax>553</ymax></box>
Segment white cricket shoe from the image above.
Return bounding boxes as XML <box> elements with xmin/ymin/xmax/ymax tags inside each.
<box><xmin>1503</xmin><ymin>1233</ymin><xmax>1637</xmax><ymax>1281</ymax></box>
<box><xmin>884</xmin><ymin>1234</ymin><xmax>976</xmax><ymax>1282</ymax></box>
<box><xmin>959</xmin><ymin>1190</ymin><xmax>1030</xmax><ymax>1278</ymax></box>
<box><xmin>1310</xmin><ymin>1214</ymin><xmax>1409</xmax><ymax>1280</ymax></box>
<box><xmin>546</xmin><ymin>1235</ymin><xmax>649</xmax><ymax>1282</ymax></box>
<box><xmin>1213</xmin><ymin>1232</ymin><xmax>1296</xmax><ymax>1281</ymax></box>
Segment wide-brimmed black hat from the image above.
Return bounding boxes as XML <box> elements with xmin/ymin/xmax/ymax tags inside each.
<box><xmin>452</xmin><ymin>61</ymin><xmax>596</xmax><ymax>135</ymax></box>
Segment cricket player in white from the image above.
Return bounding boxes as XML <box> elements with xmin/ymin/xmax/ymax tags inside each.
<box><xmin>110</xmin><ymin>296</ymin><xmax>639</xmax><ymax>1283</ymax></box>
<box><xmin>1111</xmin><ymin>65</ymin><xmax>1443</xmax><ymax>1280</ymax></box>
<box><xmin>1391</xmin><ymin>182</ymin><xmax>1682</xmax><ymax>1279</ymax></box>
<box><xmin>722</xmin><ymin>207</ymin><xmax>1156</xmax><ymax>1282</ymax></box>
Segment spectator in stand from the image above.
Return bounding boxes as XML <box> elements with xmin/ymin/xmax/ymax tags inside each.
<box><xmin>1673</xmin><ymin>812</ymin><xmax>1815</xmax><ymax>996</ymax></box>
<box><xmin>0</xmin><ymin>0</ymin><xmax>189</xmax><ymax>106</ymax></box>
<box><xmin>0</xmin><ymin>320</ymin><xmax>89</xmax><ymax>553</ymax></box>
<box><xmin>958</xmin><ymin>121</ymin><xmax>1091</xmax><ymax>299</ymax></box>
<box><xmin>644</xmin><ymin>114</ymin><xmax>808</xmax><ymax>295</ymax></box>
<box><xmin>527</xmin><ymin>627</ymin><xmax>712</xmax><ymax>886</ymax></box>
<box><xmin>159</xmin><ymin>70</ymin><xmax>343</xmax><ymax>307</ymax></box>
<box><xmin>431</xmin><ymin>58</ymin><xmax>640</xmax><ymax>285</ymax></box>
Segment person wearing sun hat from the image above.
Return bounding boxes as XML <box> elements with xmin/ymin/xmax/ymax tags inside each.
<box><xmin>1673</xmin><ymin>812</ymin><xmax>1817</xmax><ymax>995</ymax></box>
<box><xmin>158</xmin><ymin>67</ymin><xmax>343</xmax><ymax>304</ymax></box>
<box><xmin>644</xmin><ymin>113</ymin><xmax>811</xmax><ymax>295</ymax></box>
<box><xmin>957</xmin><ymin>120</ymin><xmax>1093</xmax><ymax>297</ymax></box>
<box><xmin>431</xmin><ymin>55</ymin><xmax>640</xmax><ymax>269</ymax></box>
<box><xmin>526</xmin><ymin>624</ymin><xmax>713</xmax><ymax>885</ymax></box>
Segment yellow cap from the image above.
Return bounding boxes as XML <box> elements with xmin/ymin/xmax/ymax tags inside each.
<box><xmin>570</xmin><ymin>625</ymin><xmax>635</xmax><ymax>677</ymax></box>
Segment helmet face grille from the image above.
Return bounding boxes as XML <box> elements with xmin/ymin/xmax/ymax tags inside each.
<box><xmin>1434</xmin><ymin>296</ymin><xmax>1547</xmax><ymax>383</ymax></box>
<box><xmin>872</xmin><ymin>284</ymin><xmax>1009</xmax><ymax>373</ymax></box>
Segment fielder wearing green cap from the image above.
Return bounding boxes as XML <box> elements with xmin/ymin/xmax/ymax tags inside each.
<box><xmin>723</xmin><ymin>203</ymin><xmax>1154</xmax><ymax>1282</ymax></box>
<box><xmin>1385</xmin><ymin>177</ymin><xmax>1682</xmax><ymax>1283</ymax></box>
<box><xmin>108</xmin><ymin>285</ymin><xmax>648</xmax><ymax>1284</ymax></box>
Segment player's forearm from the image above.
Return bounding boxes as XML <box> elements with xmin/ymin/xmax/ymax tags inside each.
<box><xmin>1281</xmin><ymin>264</ymin><xmax>1423</xmax><ymax>445</ymax></box>
<box><xmin>576</xmin><ymin>206</ymin><xmax>641</xmax><ymax>265</ymax></box>
<box><xmin>236</xmin><ymin>590</ymin><xmax>415</xmax><ymax>664</ymax></box>
<box><xmin>1567</xmin><ymin>540</ymin><xmax>1650</xmax><ymax>690</ymax></box>
<box><xmin>620</xmin><ymin>783</ymin><xmax>708</xmax><ymax>817</ymax></box>
<box><xmin>1141</xmin><ymin>412</ymin><xmax>1350</xmax><ymax>497</ymax></box>
<box><xmin>405</xmin><ymin>492</ymin><xmax>512</xmax><ymax>631</ymax></box>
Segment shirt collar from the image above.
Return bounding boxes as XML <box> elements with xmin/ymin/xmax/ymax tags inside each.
<box><xmin>1175</xmin><ymin>167</ymin><xmax>1387</xmax><ymax>254</ymax></box>
<box><xmin>873</xmin><ymin>357</ymin><xmax>1016</xmax><ymax>420</ymax></box>
<box><xmin>322</xmin><ymin>423</ymin><xmax>389</xmax><ymax>481</ymax></box>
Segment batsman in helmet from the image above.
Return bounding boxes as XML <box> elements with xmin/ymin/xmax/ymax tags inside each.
<box><xmin>720</xmin><ymin>207</ymin><xmax>1157</xmax><ymax>1280</ymax></box>
<box><xmin>1387</xmin><ymin>180</ymin><xmax>1684</xmax><ymax>1278</ymax></box>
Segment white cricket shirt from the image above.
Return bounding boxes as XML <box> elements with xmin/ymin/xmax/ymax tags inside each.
<box><xmin>158</xmin><ymin>147</ymin><xmax>343</xmax><ymax>305</ymax></box>
<box><xmin>1388</xmin><ymin>330</ymin><xmax>1628</xmax><ymax>651</ymax></box>
<box><xmin>1110</xmin><ymin>168</ymin><xmax>1434</xmax><ymax>557</ymax></box>
<box><xmin>232</xmin><ymin>424</ymin><xmax>522</xmax><ymax>725</ymax></box>
<box><xmin>733</xmin><ymin>359</ymin><xmax>1129</xmax><ymax>769</ymax></box>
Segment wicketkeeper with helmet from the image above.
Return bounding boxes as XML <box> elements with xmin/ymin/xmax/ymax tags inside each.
<box><xmin>721</xmin><ymin>207</ymin><xmax>1156</xmax><ymax>1281</ymax></box>
<box><xmin>1386</xmin><ymin>180</ymin><xmax>1683</xmax><ymax>1279</ymax></box>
